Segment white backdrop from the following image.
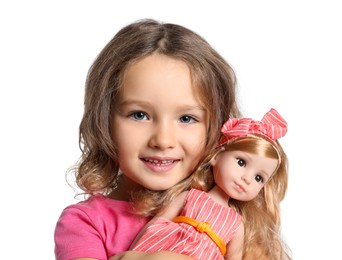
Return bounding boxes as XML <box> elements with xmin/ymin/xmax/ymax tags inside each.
<box><xmin>1</xmin><ymin>1</ymin><xmax>341</xmax><ymax>259</ymax></box>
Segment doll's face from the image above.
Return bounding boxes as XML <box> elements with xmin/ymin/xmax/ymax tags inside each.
<box><xmin>211</xmin><ymin>150</ymin><xmax>278</xmax><ymax>201</ymax></box>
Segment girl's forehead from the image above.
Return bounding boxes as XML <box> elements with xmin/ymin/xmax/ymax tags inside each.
<box><xmin>118</xmin><ymin>55</ymin><xmax>202</xmax><ymax>105</ymax></box>
<box><xmin>116</xmin><ymin>54</ymin><xmax>211</xmax><ymax>127</ymax></box>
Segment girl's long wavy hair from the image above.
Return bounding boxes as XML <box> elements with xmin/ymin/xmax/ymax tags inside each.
<box><xmin>198</xmin><ymin>135</ymin><xmax>291</xmax><ymax>259</ymax></box>
<box><xmin>69</xmin><ymin>18</ymin><xmax>241</xmax><ymax>216</ymax></box>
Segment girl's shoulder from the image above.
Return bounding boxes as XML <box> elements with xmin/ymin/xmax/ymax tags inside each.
<box><xmin>72</xmin><ymin>194</ymin><xmax>130</xmax><ymax>210</ymax></box>
<box><xmin>61</xmin><ymin>194</ymin><xmax>141</xmax><ymax>222</ymax></box>
<box><xmin>55</xmin><ymin>195</ymin><xmax>150</xmax><ymax>259</ymax></box>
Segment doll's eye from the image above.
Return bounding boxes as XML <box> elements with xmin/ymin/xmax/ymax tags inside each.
<box><xmin>254</xmin><ymin>175</ymin><xmax>264</xmax><ymax>183</ymax></box>
<box><xmin>237</xmin><ymin>158</ymin><xmax>246</xmax><ymax>167</ymax></box>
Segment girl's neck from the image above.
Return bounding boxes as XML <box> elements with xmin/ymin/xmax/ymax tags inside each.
<box><xmin>207</xmin><ymin>185</ymin><xmax>230</xmax><ymax>207</ymax></box>
<box><xmin>108</xmin><ymin>175</ymin><xmax>141</xmax><ymax>201</ymax></box>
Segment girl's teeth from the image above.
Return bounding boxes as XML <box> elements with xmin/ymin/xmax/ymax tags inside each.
<box><xmin>146</xmin><ymin>159</ymin><xmax>173</xmax><ymax>164</ymax></box>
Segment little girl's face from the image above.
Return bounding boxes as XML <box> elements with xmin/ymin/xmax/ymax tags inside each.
<box><xmin>112</xmin><ymin>53</ymin><xmax>208</xmax><ymax>191</ymax></box>
<box><xmin>211</xmin><ymin>150</ymin><xmax>278</xmax><ymax>201</ymax></box>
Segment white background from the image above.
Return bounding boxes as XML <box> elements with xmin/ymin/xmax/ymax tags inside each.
<box><xmin>1</xmin><ymin>1</ymin><xmax>341</xmax><ymax>259</ymax></box>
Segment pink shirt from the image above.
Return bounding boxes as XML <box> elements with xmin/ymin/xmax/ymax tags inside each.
<box><xmin>54</xmin><ymin>195</ymin><xmax>149</xmax><ymax>260</ymax></box>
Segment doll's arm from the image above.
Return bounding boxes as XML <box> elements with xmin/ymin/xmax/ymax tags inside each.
<box><xmin>225</xmin><ymin>223</ymin><xmax>244</xmax><ymax>260</ymax></box>
<box><xmin>109</xmin><ymin>251</ymin><xmax>196</xmax><ymax>260</ymax></box>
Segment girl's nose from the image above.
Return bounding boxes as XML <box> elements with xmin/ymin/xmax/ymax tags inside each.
<box><xmin>148</xmin><ymin>121</ymin><xmax>176</xmax><ymax>150</ymax></box>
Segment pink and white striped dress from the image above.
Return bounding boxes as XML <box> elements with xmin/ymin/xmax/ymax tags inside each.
<box><xmin>132</xmin><ymin>188</ymin><xmax>242</xmax><ymax>260</ymax></box>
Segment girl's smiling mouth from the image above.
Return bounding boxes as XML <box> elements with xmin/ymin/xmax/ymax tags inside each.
<box><xmin>141</xmin><ymin>157</ymin><xmax>180</xmax><ymax>173</ymax></box>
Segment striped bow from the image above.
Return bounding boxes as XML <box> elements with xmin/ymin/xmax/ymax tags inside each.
<box><xmin>218</xmin><ymin>108</ymin><xmax>288</xmax><ymax>146</ymax></box>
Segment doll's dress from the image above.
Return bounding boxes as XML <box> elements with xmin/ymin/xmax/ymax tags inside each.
<box><xmin>132</xmin><ymin>188</ymin><xmax>242</xmax><ymax>260</ymax></box>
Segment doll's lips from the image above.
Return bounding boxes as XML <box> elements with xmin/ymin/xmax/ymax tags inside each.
<box><xmin>234</xmin><ymin>182</ymin><xmax>246</xmax><ymax>192</ymax></box>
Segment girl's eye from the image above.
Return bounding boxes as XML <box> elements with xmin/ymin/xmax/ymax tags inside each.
<box><xmin>129</xmin><ymin>111</ymin><xmax>148</xmax><ymax>121</ymax></box>
<box><xmin>179</xmin><ymin>115</ymin><xmax>197</xmax><ymax>124</ymax></box>
<box><xmin>237</xmin><ymin>158</ymin><xmax>246</xmax><ymax>167</ymax></box>
<box><xmin>254</xmin><ymin>175</ymin><xmax>264</xmax><ymax>183</ymax></box>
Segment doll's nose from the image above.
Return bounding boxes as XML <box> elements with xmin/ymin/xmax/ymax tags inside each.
<box><xmin>241</xmin><ymin>175</ymin><xmax>252</xmax><ymax>184</ymax></box>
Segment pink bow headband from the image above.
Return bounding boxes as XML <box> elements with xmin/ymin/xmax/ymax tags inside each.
<box><xmin>218</xmin><ymin>108</ymin><xmax>288</xmax><ymax>147</ymax></box>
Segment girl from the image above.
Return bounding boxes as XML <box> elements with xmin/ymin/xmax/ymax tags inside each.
<box><xmin>128</xmin><ymin>108</ymin><xmax>291</xmax><ymax>260</ymax></box>
<box><xmin>54</xmin><ymin>18</ymin><xmax>241</xmax><ymax>260</ymax></box>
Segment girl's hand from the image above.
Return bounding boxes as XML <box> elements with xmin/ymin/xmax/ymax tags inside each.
<box><xmin>109</xmin><ymin>251</ymin><xmax>196</xmax><ymax>260</ymax></box>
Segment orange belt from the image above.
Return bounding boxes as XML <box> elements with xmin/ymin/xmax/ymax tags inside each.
<box><xmin>173</xmin><ymin>216</ymin><xmax>226</xmax><ymax>256</ymax></box>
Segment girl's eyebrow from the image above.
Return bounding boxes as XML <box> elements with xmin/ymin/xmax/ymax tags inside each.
<box><xmin>177</xmin><ymin>105</ymin><xmax>207</xmax><ymax>113</ymax></box>
<box><xmin>118</xmin><ymin>99</ymin><xmax>152</xmax><ymax>108</ymax></box>
<box><xmin>119</xmin><ymin>99</ymin><xmax>206</xmax><ymax>112</ymax></box>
